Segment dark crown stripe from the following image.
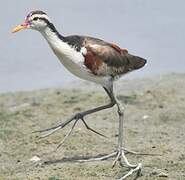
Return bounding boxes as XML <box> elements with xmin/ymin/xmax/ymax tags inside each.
<box><xmin>31</xmin><ymin>10</ymin><xmax>46</xmax><ymax>16</ymax></box>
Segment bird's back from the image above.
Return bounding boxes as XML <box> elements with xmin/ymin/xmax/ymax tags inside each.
<box><xmin>63</xmin><ymin>35</ymin><xmax>147</xmax><ymax>77</ymax></box>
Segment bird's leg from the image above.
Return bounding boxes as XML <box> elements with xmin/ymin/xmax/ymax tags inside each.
<box><xmin>81</xmin><ymin>118</ymin><xmax>108</xmax><ymax>138</ymax></box>
<box><xmin>55</xmin><ymin>118</ymin><xmax>108</xmax><ymax>150</ymax></box>
<box><xmin>56</xmin><ymin>119</ymin><xmax>78</xmax><ymax>149</ymax></box>
<box><xmin>78</xmin><ymin>88</ymin><xmax>142</xmax><ymax>179</ymax></box>
<box><xmin>112</xmin><ymin>93</ymin><xmax>142</xmax><ymax>179</ymax></box>
<box><xmin>34</xmin><ymin>90</ymin><xmax>116</xmax><ymax>143</ymax></box>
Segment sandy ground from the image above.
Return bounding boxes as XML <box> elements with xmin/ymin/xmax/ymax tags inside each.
<box><xmin>0</xmin><ymin>73</ymin><xmax>185</xmax><ymax>180</ymax></box>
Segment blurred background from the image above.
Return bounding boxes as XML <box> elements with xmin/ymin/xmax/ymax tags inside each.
<box><xmin>0</xmin><ymin>0</ymin><xmax>185</xmax><ymax>93</ymax></box>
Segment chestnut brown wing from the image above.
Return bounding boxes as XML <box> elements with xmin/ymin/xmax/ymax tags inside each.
<box><xmin>83</xmin><ymin>37</ymin><xmax>147</xmax><ymax>76</ymax></box>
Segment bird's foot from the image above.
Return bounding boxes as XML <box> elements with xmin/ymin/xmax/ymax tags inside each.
<box><xmin>124</xmin><ymin>148</ymin><xmax>162</xmax><ymax>156</ymax></box>
<box><xmin>112</xmin><ymin>148</ymin><xmax>142</xmax><ymax>180</ymax></box>
<box><xmin>33</xmin><ymin>112</ymin><xmax>107</xmax><ymax>149</ymax></box>
<box><xmin>115</xmin><ymin>147</ymin><xmax>160</xmax><ymax>179</ymax></box>
<box><xmin>76</xmin><ymin>147</ymin><xmax>142</xmax><ymax>179</ymax></box>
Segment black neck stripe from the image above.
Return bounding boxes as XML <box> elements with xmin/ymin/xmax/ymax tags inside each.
<box><xmin>38</xmin><ymin>17</ymin><xmax>84</xmax><ymax>51</ymax></box>
<box><xmin>38</xmin><ymin>17</ymin><xmax>65</xmax><ymax>40</ymax></box>
<box><xmin>38</xmin><ymin>17</ymin><xmax>56</xmax><ymax>31</ymax></box>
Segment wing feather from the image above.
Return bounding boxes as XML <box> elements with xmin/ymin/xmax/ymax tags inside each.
<box><xmin>82</xmin><ymin>36</ymin><xmax>147</xmax><ymax>76</ymax></box>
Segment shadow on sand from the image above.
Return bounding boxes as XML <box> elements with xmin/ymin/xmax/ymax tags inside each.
<box><xmin>43</xmin><ymin>153</ymin><xmax>113</xmax><ymax>165</ymax></box>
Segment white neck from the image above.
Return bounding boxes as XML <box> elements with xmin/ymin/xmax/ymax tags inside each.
<box><xmin>40</xmin><ymin>27</ymin><xmax>61</xmax><ymax>47</ymax></box>
<box><xmin>39</xmin><ymin>26</ymin><xmax>84</xmax><ymax>63</ymax></box>
<box><xmin>40</xmin><ymin>27</ymin><xmax>75</xmax><ymax>58</ymax></box>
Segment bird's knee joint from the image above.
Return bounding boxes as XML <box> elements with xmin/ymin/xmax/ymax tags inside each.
<box><xmin>74</xmin><ymin>113</ymin><xmax>84</xmax><ymax>119</ymax></box>
<box><xmin>110</xmin><ymin>101</ymin><xmax>116</xmax><ymax>107</ymax></box>
<box><xmin>118</xmin><ymin>110</ymin><xmax>124</xmax><ymax>116</ymax></box>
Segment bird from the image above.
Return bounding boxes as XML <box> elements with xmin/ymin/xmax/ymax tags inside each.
<box><xmin>12</xmin><ymin>10</ymin><xmax>147</xmax><ymax>179</ymax></box>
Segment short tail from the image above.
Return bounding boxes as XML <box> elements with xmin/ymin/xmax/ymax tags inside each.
<box><xmin>129</xmin><ymin>55</ymin><xmax>147</xmax><ymax>70</ymax></box>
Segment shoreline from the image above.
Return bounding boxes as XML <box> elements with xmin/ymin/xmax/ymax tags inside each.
<box><xmin>1</xmin><ymin>72</ymin><xmax>184</xmax><ymax>95</ymax></box>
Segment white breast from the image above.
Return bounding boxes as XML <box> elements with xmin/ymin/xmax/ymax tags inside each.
<box><xmin>51</xmin><ymin>40</ymin><xmax>90</xmax><ymax>78</ymax></box>
<box><xmin>41</xmin><ymin>28</ymin><xmax>111</xmax><ymax>87</ymax></box>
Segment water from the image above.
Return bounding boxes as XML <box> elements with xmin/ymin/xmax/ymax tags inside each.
<box><xmin>0</xmin><ymin>0</ymin><xmax>185</xmax><ymax>93</ymax></box>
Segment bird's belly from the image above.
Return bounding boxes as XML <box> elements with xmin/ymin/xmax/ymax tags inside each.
<box><xmin>53</xmin><ymin>49</ymin><xmax>110</xmax><ymax>86</ymax></box>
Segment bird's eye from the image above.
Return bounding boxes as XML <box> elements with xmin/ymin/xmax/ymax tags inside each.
<box><xmin>33</xmin><ymin>17</ymin><xmax>39</xmax><ymax>21</ymax></box>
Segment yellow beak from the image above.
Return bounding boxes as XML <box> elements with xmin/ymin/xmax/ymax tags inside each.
<box><xmin>12</xmin><ymin>23</ymin><xmax>29</xmax><ymax>33</ymax></box>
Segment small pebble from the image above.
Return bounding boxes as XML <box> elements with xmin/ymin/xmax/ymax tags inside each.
<box><xmin>142</xmin><ymin>115</ymin><xmax>149</xmax><ymax>119</ymax></box>
<box><xmin>29</xmin><ymin>155</ymin><xmax>41</xmax><ymax>162</ymax></box>
<box><xmin>158</xmin><ymin>172</ymin><xmax>168</xmax><ymax>177</ymax></box>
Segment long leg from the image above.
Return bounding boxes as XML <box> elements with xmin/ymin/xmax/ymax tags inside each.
<box><xmin>79</xmin><ymin>86</ymin><xmax>142</xmax><ymax>179</ymax></box>
<box><xmin>110</xmin><ymin>88</ymin><xmax>142</xmax><ymax>179</ymax></box>
<box><xmin>35</xmin><ymin>85</ymin><xmax>155</xmax><ymax>179</ymax></box>
<box><xmin>34</xmin><ymin>87</ymin><xmax>116</xmax><ymax>139</ymax></box>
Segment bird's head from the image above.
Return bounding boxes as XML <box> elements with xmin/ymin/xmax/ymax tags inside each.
<box><xmin>12</xmin><ymin>10</ymin><xmax>51</xmax><ymax>33</ymax></box>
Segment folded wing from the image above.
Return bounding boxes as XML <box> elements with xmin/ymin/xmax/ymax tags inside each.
<box><xmin>83</xmin><ymin>37</ymin><xmax>147</xmax><ymax>76</ymax></box>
